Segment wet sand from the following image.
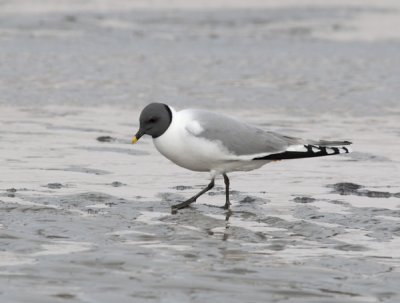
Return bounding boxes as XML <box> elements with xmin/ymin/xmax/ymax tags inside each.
<box><xmin>1</xmin><ymin>1</ymin><xmax>400</xmax><ymax>302</ymax></box>
<box><xmin>1</xmin><ymin>107</ymin><xmax>399</xmax><ymax>302</ymax></box>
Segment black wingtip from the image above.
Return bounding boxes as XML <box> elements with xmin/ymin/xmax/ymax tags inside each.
<box><xmin>254</xmin><ymin>144</ymin><xmax>351</xmax><ymax>161</ymax></box>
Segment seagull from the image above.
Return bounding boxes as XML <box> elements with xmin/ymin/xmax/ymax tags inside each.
<box><xmin>132</xmin><ymin>103</ymin><xmax>351</xmax><ymax>214</ymax></box>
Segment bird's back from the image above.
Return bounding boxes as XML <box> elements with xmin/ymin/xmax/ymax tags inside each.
<box><xmin>185</xmin><ymin>109</ymin><xmax>297</xmax><ymax>156</ymax></box>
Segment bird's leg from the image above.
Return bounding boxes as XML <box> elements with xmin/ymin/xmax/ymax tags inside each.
<box><xmin>171</xmin><ymin>178</ymin><xmax>215</xmax><ymax>213</ymax></box>
<box><xmin>222</xmin><ymin>173</ymin><xmax>231</xmax><ymax>209</ymax></box>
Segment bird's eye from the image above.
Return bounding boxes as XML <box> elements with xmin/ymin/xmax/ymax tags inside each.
<box><xmin>148</xmin><ymin>117</ymin><xmax>158</xmax><ymax>123</ymax></box>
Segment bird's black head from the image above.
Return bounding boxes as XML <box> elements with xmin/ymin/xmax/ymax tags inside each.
<box><xmin>132</xmin><ymin>103</ymin><xmax>172</xmax><ymax>143</ymax></box>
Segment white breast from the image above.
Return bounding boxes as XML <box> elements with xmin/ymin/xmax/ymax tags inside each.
<box><xmin>153</xmin><ymin>109</ymin><xmax>226</xmax><ymax>172</ymax></box>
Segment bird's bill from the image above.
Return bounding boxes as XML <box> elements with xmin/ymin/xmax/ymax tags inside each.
<box><xmin>132</xmin><ymin>130</ymin><xmax>144</xmax><ymax>144</ymax></box>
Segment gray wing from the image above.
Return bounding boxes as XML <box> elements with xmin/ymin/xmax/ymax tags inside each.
<box><xmin>186</xmin><ymin>109</ymin><xmax>301</xmax><ymax>156</ymax></box>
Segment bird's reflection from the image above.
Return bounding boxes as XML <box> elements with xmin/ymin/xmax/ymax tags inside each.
<box><xmin>222</xmin><ymin>209</ymin><xmax>233</xmax><ymax>241</ymax></box>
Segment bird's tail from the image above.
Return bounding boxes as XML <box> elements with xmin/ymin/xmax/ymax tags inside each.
<box><xmin>253</xmin><ymin>140</ymin><xmax>352</xmax><ymax>161</ymax></box>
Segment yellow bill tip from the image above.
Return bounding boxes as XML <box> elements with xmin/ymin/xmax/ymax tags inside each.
<box><xmin>132</xmin><ymin>136</ymin><xmax>138</xmax><ymax>144</ymax></box>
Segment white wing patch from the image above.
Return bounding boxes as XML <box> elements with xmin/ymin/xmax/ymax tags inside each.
<box><xmin>186</xmin><ymin>120</ymin><xmax>204</xmax><ymax>136</ymax></box>
<box><xmin>286</xmin><ymin>145</ymin><xmax>307</xmax><ymax>152</ymax></box>
<box><xmin>326</xmin><ymin>148</ymin><xmax>336</xmax><ymax>154</ymax></box>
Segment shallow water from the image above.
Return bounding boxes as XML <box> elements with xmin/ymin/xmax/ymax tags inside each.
<box><xmin>1</xmin><ymin>1</ymin><xmax>400</xmax><ymax>115</ymax></box>
<box><xmin>1</xmin><ymin>1</ymin><xmax>400</xmax><ymax>302</ymax></box>
<box><xmin>1</xmin><ymin>106</ymin><xmax>399</xmax><ymax>302</ymax></box>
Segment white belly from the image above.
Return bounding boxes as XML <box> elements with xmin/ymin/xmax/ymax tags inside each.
<box><xmin>153</xmin><ymin>124</ymin><xmax>221</xmax><ymax>172</ymax></box>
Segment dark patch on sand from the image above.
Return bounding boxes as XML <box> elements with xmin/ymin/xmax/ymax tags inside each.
<box><xmin>52</xmin><ymin>293</ymin><xmax>76</xmax><ymax>299</ymax></box>
<box><xmin>293</xmin><ymin>196</ymin><xmax>316</xmax><ymax>203</ymax></box>
<box><xmin>174</xmin><ymin>185</ymin><xmax>193</xmax><ymax>191</ymax></box>
<box><xmin>97</xmin><ymin>135</ymin><xmax>116</xmax><ymax>142</ymax></box>
<box><xmin>110</xmin><ymin>181</ymin><xmax>126</xmax><ymax>187</ymax></box>
<box><xmin>331</xmin><ymin>183</ymin><xmax>399</xmax><ymax>198</ymax></box>
<box><xmin>331</xmin><ymin>182</ymin><xmax>362</xmax><ymax>195</ymax></box>
<box><xmin>5</xmin><ymin>188</ymin><xmax>17</xmax><ymax>197</ymax></box>
<box><xmin>239</xmin><ymin>196</ymin><xmax>257</xmax><ymax>203</ymax></box>
<box><xmin>46</xmin><ymin>183</ymin><xmax>64</xmax><ymax>189</ymax></box>
<box><xmin>335</xmin><ymin>244</ymin><xmax>368</xmax><ymax>251</ymax></box>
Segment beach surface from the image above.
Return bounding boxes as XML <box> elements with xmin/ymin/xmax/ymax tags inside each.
<box><xmin>1</xmin><ymin>1</ymin><xmax>400</xmax><ymax>302</ymax></box>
